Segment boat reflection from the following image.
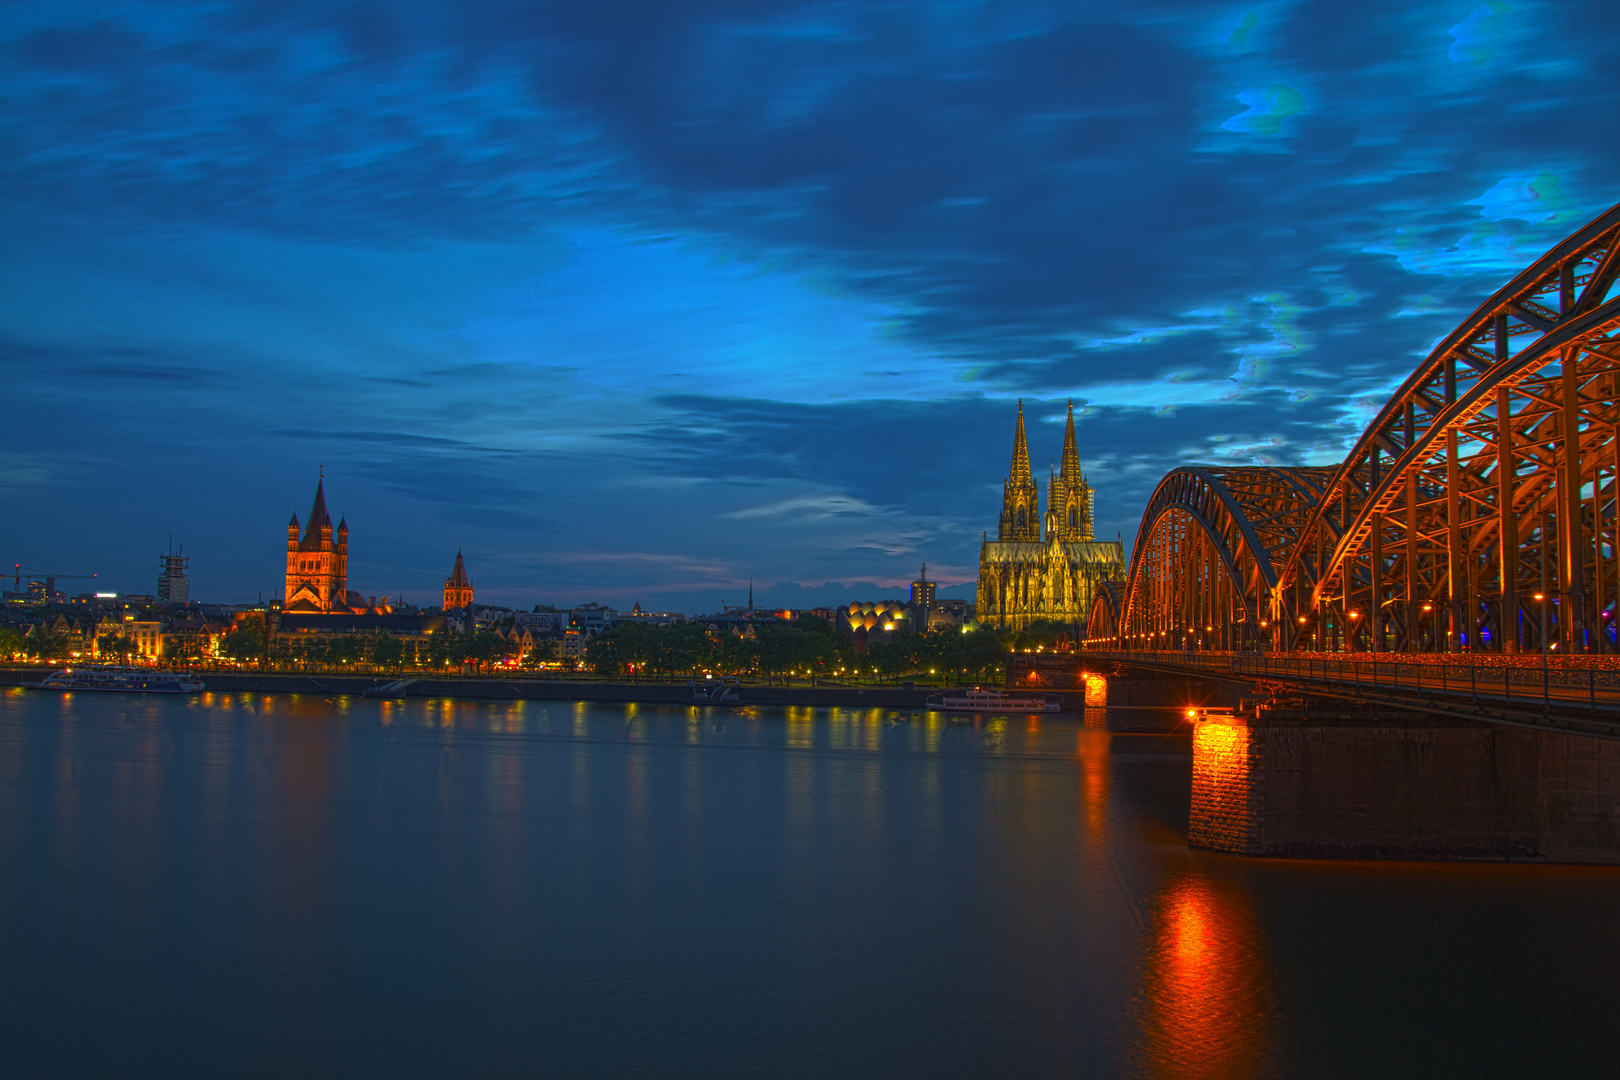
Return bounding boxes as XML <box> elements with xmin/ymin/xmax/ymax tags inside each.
<box><xmin>1141</xmin><ymin>873</ymin><xmax>1270</xmax><ymax>1080</ymax></box>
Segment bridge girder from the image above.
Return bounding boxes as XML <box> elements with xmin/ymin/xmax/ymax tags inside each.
<box><xmin>1087</xmin><ymin>200</ymin><xmax>1620</xmax><ymax>656</ymax></box>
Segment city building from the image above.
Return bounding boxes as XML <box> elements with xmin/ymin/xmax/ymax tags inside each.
<box><xmin>618</xmin><ymin>602</ymin><xmax>685</xmax><ymax>626</ymax></box>
<box><xmin>157</xmin><ymin>541</ymin><xmax>189</xmax><ymax>604</ymax></box>
<box><xmin>443</xmin><ymin>550</ymin><xmax>473</xmax><ymax>610</ymax></box>
<box><xmin>977</xmin><ymin>400</ymin><xmax>1124</xmax><ymax>630</ymax></box>
<box><xmin>275</xmin><ymin>611</ymin><xmax>448</xmax><ymax>664</ymax></box>
<box><xmin>283</xmin><ymin>475</ymin><xmax>383</xmax><ymax>614</ymax></box>
<box><xmin>837</xmin><ymin>600</ymin><xmax>918</xmax><ymax>651</ymax></box>
<box><xmin>910</xmin><ymin>565</ymin><xmax>936</xmax><ymax>607</ymax></box>
<box><xmin>570</xmin><ymin>602</ymin><xmax>619</xmax><ymax>637</ymax></box>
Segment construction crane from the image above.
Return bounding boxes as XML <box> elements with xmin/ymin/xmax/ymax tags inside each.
<box><xmin>10</xmin><ymin>564</ymin><xmax>98</xmax><ymax>596</ymax></box>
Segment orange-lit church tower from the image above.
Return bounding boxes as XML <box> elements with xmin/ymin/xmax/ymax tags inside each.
<box><xmin>284</xmin><ymin>476</ymin><xmax>371</xmax><ymax>613</ymax></box>
<box><xmin>443</xmin><ymin>550</ymin><xmax>474</xmax><ymax>611</ymax></box>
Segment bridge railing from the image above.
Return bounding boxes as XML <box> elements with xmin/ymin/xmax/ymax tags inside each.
<box><xmin>1082</xmin><ymin>650</ymin><xmax>1620</xmax><ymax>716</ymax></box>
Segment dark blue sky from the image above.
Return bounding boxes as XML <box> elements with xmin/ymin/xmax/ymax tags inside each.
<box><xmin>5</xmin><ymin>0</ymin><xmax>1618</xmax><ymax>611</ymax></box>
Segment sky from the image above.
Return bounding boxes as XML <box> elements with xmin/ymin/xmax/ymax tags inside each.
<box><xmin>4</xmin><ymin>0</ymin><xmax>1619</xmax><ymax>612</ymax></box>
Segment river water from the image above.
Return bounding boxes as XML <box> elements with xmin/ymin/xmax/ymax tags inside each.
<box><xmin>1</xmin><ymin>688</ymin><xmax>1616</xmax><ymax>1079</ymax></box>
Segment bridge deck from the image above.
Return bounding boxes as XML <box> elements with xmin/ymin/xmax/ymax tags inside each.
<box><xmin>1084</xmin><ymin>650</ymin><xmax>1620</xmax><ymax>741</ymax></box>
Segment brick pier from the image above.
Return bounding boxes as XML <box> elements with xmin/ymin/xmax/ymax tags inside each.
<box><xmin>1190</xmin><ymin>708</ymin><xmax>1620</xmax><ymax>863</ymax></box>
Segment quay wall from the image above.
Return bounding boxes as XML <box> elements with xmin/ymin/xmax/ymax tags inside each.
<box><xmin>1191</xmin><ymin>710</ymin><xmax>1620</xmax><ymax>864</ymax></box>
<box><xmin>0</xmin><ymin>669</ymin><xmax>940</xmax><ymax>708</ymax></box>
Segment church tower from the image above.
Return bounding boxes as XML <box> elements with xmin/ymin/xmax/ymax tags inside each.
<box><xmin>283</xmin><ymin>476</ymin><xmax>351</xmax><ymax>612</ymax></box>
<box><xmin>997</xmin><ymin>400</ymin><xmax>1041</xmax><ymax>542</ymax></box>
<box><xmin>1046</xmin><ymin>400</ymin><xmax>1095</xmax><ymax>542</ymax></box>
<box><xmin>443</xmin><ymin>550</ymin><xmax>474</xmax><ymax>611</ymax></box>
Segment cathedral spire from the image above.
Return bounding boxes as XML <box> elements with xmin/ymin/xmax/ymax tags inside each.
<box><xmin>1009</xmin><ymin>399</ymin><xmax>1033</xmax><ymax>487</ymax></box>
<box><xmin>998</xmin><ymin>399</ymin><xmax>1041</xmax><ymax>542</ymax></box>
<box><xmin>1060</xmin><ymin>399</ymin><xmax>1081</xmax><ymax>481</ymax></box>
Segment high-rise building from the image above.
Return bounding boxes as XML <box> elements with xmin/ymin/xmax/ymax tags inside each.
<box><xmin>157</xmin><ymin>540</ymin><xmax>189</xmax><ymax>604</ymax></box>
<box><xmin>977</xmin><ymin>400</ymin><xmax>1124</xmax><ymax>630</ymax></box>
<box><xmin>443</xmin><ymin>550</ymin><xmax>474</xmax><ymax>611</ymax></box>
<box><xmin>910</xmin><ymin>563</ymin><xmax>936</xmax><ymax>607</ymax></box>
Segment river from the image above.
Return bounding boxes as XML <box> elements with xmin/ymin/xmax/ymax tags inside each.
<box><xmin>1</xmin><ymin>688</ymin><xmax>1616</xmax><ymax>1078</ymax></box>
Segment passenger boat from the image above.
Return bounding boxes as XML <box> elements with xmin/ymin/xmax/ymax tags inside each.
<box><xmin>25</xmin><ymin>665</ymin><xmax>205</xmax><ymax>694</ymax></box>
<box><xmin>927</xmin><ymin>687</ymin><xmax>1061</xmax><ymax>713</ymax></box>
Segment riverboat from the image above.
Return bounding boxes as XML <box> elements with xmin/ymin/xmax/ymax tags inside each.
<box><xmin>927</xmin><ymin>688</ymin><xmax>1061</xmax><ymax>713</ymax></box>
<box><xmin>26</xmin><ymin>665</ymin><xmax>205</xmax><ymax>695</ymax></box>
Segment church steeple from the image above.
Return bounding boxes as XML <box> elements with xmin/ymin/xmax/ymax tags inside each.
<box><xmin>998</xmin><ymin>399</ymin><xmax>1041</xmax><ymax>542</ymax></box>
<box><xmin>443</xmin><ymin>548</ymin><xmax>474</xmax><ymax>611</ymax></box>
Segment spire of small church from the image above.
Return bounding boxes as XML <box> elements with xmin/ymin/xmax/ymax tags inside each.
<box><xmin>443</xmin><ymin>548</ymin><xmax>473</xmax><ymax>611</ymax></box>
<box><xmin>748</xmin><ymin>578</ymin><xmax>754</xmax><ymax>611</ymax></box>
<box><xmin>1060</xmin><ymin>399</ymin><xmax>1081</xmax><ymax>480</ymax></box>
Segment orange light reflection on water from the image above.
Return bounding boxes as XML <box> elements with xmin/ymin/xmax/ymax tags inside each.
<box><xmin>1142</xmin><ymin>874</ymin><xmax>1269</xmax><ymax>1080</ymax></box>
<box><xmin>1077</xmin><ymin>727</ymin><xmax>1110</xmax><ymax>838</ymax></box>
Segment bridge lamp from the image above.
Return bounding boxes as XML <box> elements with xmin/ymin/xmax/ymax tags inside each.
<box><xmin>1533</xmin><ymin>593</ymin><xmax>1545</xmax><ymax>601</ymax></box>
<box><xmin>1298</xmin><ymin>616</ymin><xmax>1307</xmax><ymax>624</ymax></box>
<box><xmin>1348</xmin><ymin>611</ymin><xmax>1360</xmax><ymax>620</ymax></box>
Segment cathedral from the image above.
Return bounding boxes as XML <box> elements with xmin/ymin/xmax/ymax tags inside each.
<box><xmin>977</xmin><ymin>401</ymin><xmax>1125</xmax><ymax>631</ymax></box>
<box><xmin>283</xmin><ymin>477</ymin><xmax>380</xmax><ymax>614</ymax></box>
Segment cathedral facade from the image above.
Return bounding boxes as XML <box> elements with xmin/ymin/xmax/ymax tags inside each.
<box><xmin>977</xmin><ymin>401</ymin><xmax>1124</xmax><ymax>631</ymax></box>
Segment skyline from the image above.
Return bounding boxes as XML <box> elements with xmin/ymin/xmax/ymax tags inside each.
<box><xmin>5</xmin><ymin>0</ymin><xmax>1620</xmax><ymax>611</ymax></box>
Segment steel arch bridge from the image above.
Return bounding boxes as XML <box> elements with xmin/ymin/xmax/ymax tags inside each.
<box><xmin>1087</xmin><ymin>200</ymin><xmax>1620</xmax><ymax>659</ymax></box>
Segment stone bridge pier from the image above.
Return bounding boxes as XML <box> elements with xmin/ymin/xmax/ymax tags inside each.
<box><xmin>1190</xmin><ymin>707</ymin><xmax>1620</xmax><ymax>863</ymax></box>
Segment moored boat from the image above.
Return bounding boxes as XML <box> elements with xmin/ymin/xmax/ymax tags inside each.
<box><xmin>26</xmin><ymin>665</ymin><xmax>205</xmax><ymax>694</ymax></box>
<box><xmin>927</xmin><ymin>687</ymin><xmax>1060</xmax><ymax>713</ymax></box>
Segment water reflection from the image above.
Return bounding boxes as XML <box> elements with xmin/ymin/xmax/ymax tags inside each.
<box><xmin>1142</xmin><ymin>873</ymin><xmax>1270</xmax><ymax>1080</ymax></box>
<box><xmin>1077</xmin><ymin>727</ymin><xmax>1111</xmax><ymax>839</ymax></box>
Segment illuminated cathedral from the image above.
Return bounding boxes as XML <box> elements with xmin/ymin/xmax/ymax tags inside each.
<box><xmin>977</xmin><ymin>401</ymin><xmax>1124</xmax><ymax>630</ymax></box>
<box><xmin>283</xmin><ymin>476</ymin><xmax>382</xmax><ymax>614</ymax></box>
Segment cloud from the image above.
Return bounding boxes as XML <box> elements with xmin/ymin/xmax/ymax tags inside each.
<box><xmin>4</xmin><ymin>0</ymin><xmax>1620</xmax><ymax>610</ymax></box>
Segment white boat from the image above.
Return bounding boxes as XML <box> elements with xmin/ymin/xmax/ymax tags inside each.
<box><xmin>927</xmin><ymin>688</ymin><xmax>1061</xmax><ymax>713</ymax></box>
<box><xmin>26</xmin><ymin>665</ymin><xmax>205</xmax><ymax>695</ymax></box>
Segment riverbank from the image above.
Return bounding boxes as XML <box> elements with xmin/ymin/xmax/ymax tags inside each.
<box><xmin>0</xmin><ymin>668</ymin><xmax>976</xmax><ymax>709</ymax></box>
<box><xmin>0</xmin><ymin>667</ymin><xmax>1198</xmax><ymax>722</ymax></box>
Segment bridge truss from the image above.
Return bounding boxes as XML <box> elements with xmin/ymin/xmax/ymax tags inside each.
<box><xmin>1088</xmin><ymin>201</ymin><xmax>1620</xmax><ymax>658</ymax></box>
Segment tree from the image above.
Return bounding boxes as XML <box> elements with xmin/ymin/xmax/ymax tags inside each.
<box><xmin>368</xmin><ymin>633</ymin><xmax>405</xmax><ymax>671</ymax></box>
<box><xmin>0</xmin><ymin>626</ymin><xmax>23</xmax><ymax>661</ymax></box>
<box><xmin>221</xmin><ymin>614</ymin><xmax>269</xmax><ymax>667</ymax></box>
<box><xmin>794</xmin><ymin>614</ymin><xmax>833</xmax><ymax>636</ymax></box>
<box><xmin>98</xmin><ymin>632</ymin><xmax>136</xmax><ymax>662</ymax></box>
<box><xmin>758</xmin><ymin>625</ymin><xmax>838</xmax><ymax>683</ymax></box>
<box><xmin>25</xmin><ymin>627</ymin><xmax>76</xmax><ymax>661</ymax></box>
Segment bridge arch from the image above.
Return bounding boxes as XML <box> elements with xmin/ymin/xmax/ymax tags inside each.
<box><xmin>1089</xmin><ymin>199</ymin><xmax>1620</xmax><ymax>655</ymax></box>
<box><xmin>1086</xmin><ymin>466</ymin><xmax>1333</xmax><ymax>649</ymax></box>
